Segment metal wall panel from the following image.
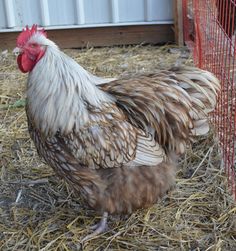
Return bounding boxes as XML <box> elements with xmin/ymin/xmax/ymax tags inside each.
<box><xmin>0</xmin><ymin>0</ymin><xmax>7</xmax><ymax>28</ymax></box>
<box><xmin>14</xmin><ymin>0</ymin><xmax>41</xmax><ymax>27</ymax></box>
<box><xmin>0</xmin><ymin>0</ymin><xmax>173</xmax><ymax>31</ymax></box>
<box><xmin>118</xmin><ymin>0</ymin><xmax>145</xmax><ymax>22</ymax></box>
<box><xmin>47</xmin><ymin>0</ymin><xmax>76</xmax><ymax>26</ymax></box>
<box><xmin>84</xmin><ymin>0</ymin><xmax>111</xmax><ymax>24</ymax></box>
<box><xmin>150</xmin><ymin>0</ymin><xmax>173</xmax><ymax>21</ymax></box>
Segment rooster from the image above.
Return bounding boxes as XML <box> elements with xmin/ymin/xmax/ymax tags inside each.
<box><xmin>14</xmin><ymin>25</ymin><xmax>220</xmax><ymax>241</ymax></box>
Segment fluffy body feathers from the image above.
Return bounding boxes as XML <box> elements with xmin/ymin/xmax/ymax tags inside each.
<box><xmin>15</xmin><ymin>27</ymin><xmax>220</xmax><ymax>236</ymax></box>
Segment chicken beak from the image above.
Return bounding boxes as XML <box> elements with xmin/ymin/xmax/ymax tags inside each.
<box><xmin>13</xmin><ymin>47</ymin><xmax>22</xmax><ymax>56</ymax></box>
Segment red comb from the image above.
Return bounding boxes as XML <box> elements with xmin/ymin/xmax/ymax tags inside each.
<box><xmin>17</xmin><ymin>24</ymin><xmax>47</xmax><ymax>47</ymax></box>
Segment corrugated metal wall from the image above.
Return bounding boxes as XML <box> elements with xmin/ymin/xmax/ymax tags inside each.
<box><xmin>0</xmin><ymin>0</ymin><xmax>173</xmax><ymax>31</ymax></box>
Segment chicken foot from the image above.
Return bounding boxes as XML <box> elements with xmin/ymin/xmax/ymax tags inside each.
<box><xmin>81</xmin><ymin>212</ymin><xmax>108</xmax><ymax>242</ymax></box>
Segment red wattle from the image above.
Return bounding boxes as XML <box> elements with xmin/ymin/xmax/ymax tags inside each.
<box><xmin>17</xmin><ymin>53</ymin><xmax>35</xmax><ymax>73</ymax></box>
<box><xmin>17</xmin><ymin>54</ymin><xmax>26</xmax><ymax>73</ymax></box>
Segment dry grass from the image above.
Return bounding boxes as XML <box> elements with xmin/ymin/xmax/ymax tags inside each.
<box><xmin>0</xmin><ymin>45</ymin><xmax>235</xmax><ymax>251</ymax></box>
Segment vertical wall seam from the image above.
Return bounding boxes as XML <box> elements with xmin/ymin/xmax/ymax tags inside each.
<box><xmin>144</xmin><ymin>0</ymin><xmax>152</xmax><ymax>22</ymax></box>
<box><xmin>75</xmin><ymin>0</ymin><xmax>85</xmax><ymax>24</ymax></box>
<box><xmin>4</xmin><ymin>0</ymin><xmax>16</xmax><ymax>28</ymax></box>
<box><xmin>111</xmin><ymin>0</ymin><xmax>119</xmax><ymax>23</ymax></box>
<box><xmin>39</xmin><ymin>0</ymin><xmax>50</xmax><ymax>26</ymax></box>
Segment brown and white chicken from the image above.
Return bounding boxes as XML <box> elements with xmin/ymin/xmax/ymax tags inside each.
<box><xmin>14</xmin><ymin>25</ymin><xmax>220</xmax><ymax>240</ymax></box>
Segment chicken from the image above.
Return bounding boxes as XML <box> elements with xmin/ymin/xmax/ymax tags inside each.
<box><xmin>14</xmin><ymin>25</ymin><xmax>220</xmax><ymax>241</ymax></box>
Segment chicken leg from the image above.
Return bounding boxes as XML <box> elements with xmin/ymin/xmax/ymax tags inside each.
<box><xmin>82</xmin><ymin>212</ymin><xmax>108</xmax><ymax>242</ymax></box>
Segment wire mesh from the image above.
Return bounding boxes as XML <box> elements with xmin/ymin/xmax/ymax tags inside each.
<box><xmin>183</xmin><ymin>0</ymin><xmax>236</xmax><ymax>198</ymax></box>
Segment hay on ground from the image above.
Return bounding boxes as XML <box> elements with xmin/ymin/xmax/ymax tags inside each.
<box><xmin>0</xmin><ymin>45</ymin><xmax>235</xmax><ymax>251</ymax></box>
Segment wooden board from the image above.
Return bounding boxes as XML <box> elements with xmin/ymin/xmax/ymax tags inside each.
<box><xmin>0</xmin><ymin>24</ymin><xmax>174</xmax><ymax>49</ymax></box>
<box><xmin>173</xmin><ymin>0</ymin><xmax>184</xmax><ymax>46</ymax></box>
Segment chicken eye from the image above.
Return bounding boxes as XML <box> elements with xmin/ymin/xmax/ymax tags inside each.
<box><xmin>30</xmin><ymin>43</ymin><xmax>37</xmax><ymax>48</ymax></box>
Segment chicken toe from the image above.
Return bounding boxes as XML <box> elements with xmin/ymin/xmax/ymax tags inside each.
<box><xmin>82</xmin><ymin>212</ymin><xmax>108</xmax><ymax>242</ymax></box>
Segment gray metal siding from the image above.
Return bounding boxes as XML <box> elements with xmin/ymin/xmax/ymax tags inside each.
<box><xmin>118</xmin><ymin>0</ymin><xmax>145</xmax><ymax>22</ymax></box>
<box><xmin>48</xmin><ymin>0</ymin><xmax>77</xmax><ymax>26</ymax></box>
<box><xmin>153</xmin><ymin>0</ymin><xmax>173</xmax><ymax>21</ymax></box>
<box><xmin>0</xmin><ymin>0</ymin><xmax>173</xmax><ymax>31</ymax></box>
<box><xmin>0</xmin><ymin>0</ymin><xmax>7</xmax><ymax>28</ymax></box>
<box><xmin>14</xmin><ymin>0</ymin><xmax>41</xmax><ymax>27</ymax></box>
<box><xmin>84</xmin><ymin>0</ymin><xmax>111</xmax><ymax>24</ymax></box>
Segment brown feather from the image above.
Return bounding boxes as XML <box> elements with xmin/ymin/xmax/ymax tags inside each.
<box><xmin>26</xmin><ymin>64</ymin><xmax>220</xmax><ymax>214</ymax></box>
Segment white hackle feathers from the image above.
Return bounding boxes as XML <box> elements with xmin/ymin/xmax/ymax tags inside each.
<box><xmin>27</xmin><ymin>32</ymin><xmax>115</xmax><ymax>135</ymax></box>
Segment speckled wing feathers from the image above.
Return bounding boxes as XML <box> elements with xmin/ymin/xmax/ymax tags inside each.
<box><xmin>100</xmin><ymin>67</ymin><xmax>220</xmax><ymax>154</ymax></box>
<box><xmin>28</xmin><ymin>66</ymin><xmax>219</xmax><ymax>172</ymax></box>
<box><xmin>129</xmin><ymin>133</ymin><xmax>165</xmax><ymax>166</ymax></box>
<box><xmin>29</xmin><ymin>102</ymin><xmax>165</xmax><ymax>171</ymax></box>
<box><xmin>68</xmin><ymin>104</ymin><xmax>165</xmax><ymax>168</ymax></box>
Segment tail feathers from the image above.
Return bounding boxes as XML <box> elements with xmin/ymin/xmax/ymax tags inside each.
<box><xmin>172</xmin><ymin>67</ymin><xmax>220</xmax><ymax>139</ymax></box>
<box><xmin>174</xmin><ymin>67</ymin><xmax>220</xmax><ymax>113</ymax></box>
<box><xmin>100</xmin><ymin>66</ymin><xmax>220</xmax><ymax>155</ymax></box>
<box><xmin>191</xmin><ymin>119</ymin><xmax>210</xmax><ymax>136</ymax></box>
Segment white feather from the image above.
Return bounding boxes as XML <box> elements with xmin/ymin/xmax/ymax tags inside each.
<box><xmin>129</xmin><ymin>133</ymin><xmax>165</xmax><ymax>166</ymax></box>
<box><xmin>27</xmin><ymin>33</ymin><xmax>115</xmax><ymax>135</ymax></box>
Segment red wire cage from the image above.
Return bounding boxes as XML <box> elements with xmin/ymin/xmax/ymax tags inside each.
<box><xmin>182</xmin><ymin>0</ymin><xmax>236</xmax><ymax>198</ymax></box>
